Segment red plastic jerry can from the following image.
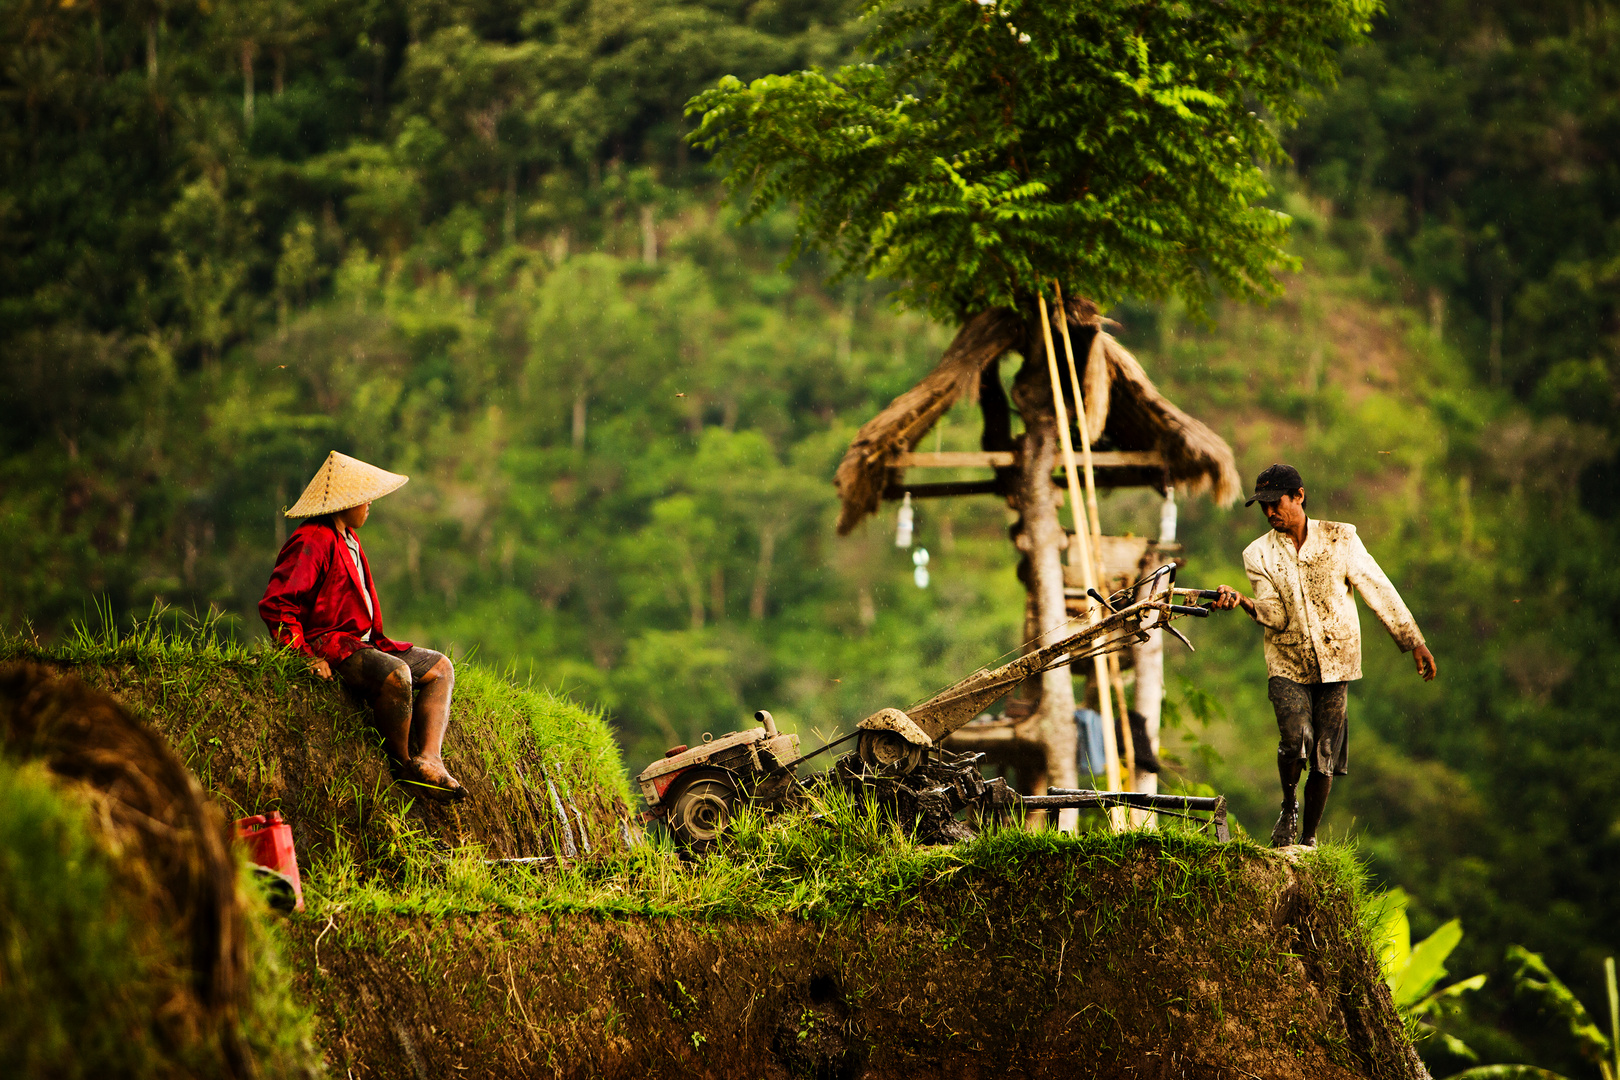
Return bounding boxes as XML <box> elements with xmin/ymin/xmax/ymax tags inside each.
<box><xmin>235</xmin><ymin>810</ymin><xmax>305</xmax><ymax>912</ymax></box>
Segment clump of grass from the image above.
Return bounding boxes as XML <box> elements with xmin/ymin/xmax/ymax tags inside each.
<box><xmin>310</xmin><ymin>785</ymin><xmax>1252</xmax><ymax>924</ymax></box>
<box><xmin>0</xmin><ymin>755</ymin><xmax>320</xmax><ymax>1078</ymax></box>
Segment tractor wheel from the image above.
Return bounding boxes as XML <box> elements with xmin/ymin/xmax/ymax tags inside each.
<box><xmin>857</xmin><ymin>729</ymin><xmax>926</xmax><ymax>776</ymax></box>
<box><xmin>665</xmin><ymin>768</ymin><xmax>740</xmax><ymax>852</ymax></box>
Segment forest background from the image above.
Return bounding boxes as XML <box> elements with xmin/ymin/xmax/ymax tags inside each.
<box><xmin>3</xmin><ymin>0</ymin><xmax>1618</xmax><ymax>1072</ymax></box>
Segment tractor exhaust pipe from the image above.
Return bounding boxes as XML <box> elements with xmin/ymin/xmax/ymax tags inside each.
<box><xmin>754</xmin><ymin>710</ymin><xmax>779</xmax><ymax>738</ymax></box>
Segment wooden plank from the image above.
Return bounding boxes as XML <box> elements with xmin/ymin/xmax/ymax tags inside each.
<box><xmin>892</xmin><ymin>449</ymin><xmax>1164</xmax><ymax>469</ymax></box>
<box><xmin>882</xmin><ymin>467</ymin><xmax>1166</xmax><ymax>501</ymax></box>
<box><xmin>883</xmin><ymin>479</ymin><xmax>1003</xmax><ymax>500</ymax></box>
<box><xmin>894</xmin><ymin>451</ymin><xmax>1016</xmax><ymax>468</ymax></box>
<box><xmin>1089</xmin><ymin>450</ymin><xmax>1163</xmax><ymax>468</ymax></box>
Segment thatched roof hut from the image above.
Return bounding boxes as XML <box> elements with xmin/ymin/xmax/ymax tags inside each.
<box><xmin>833</xmin><ymin>306</ymin><xmax>1241</xmax><ymax>534</ymax></box>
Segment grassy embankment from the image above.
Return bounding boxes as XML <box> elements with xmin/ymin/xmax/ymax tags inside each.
<box><xmin>2</xmin><ymin>621</ymin><xmax>1422</xmax><ymax>1079</ymax></box>
<box><xmin>289</xmin><ymin>800</ymin><xmax>1421</xmax><ymax>1079</ymax></box>
<box><xmin>1</xmin><ymin>614</ymin><xmax>633</xmax><ymax>884</ymax></box>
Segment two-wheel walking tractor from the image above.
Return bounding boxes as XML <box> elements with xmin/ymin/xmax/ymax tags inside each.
<box><xmin>638</xmin><ymin>568</ymin><xmax>1232</xmax><ymax>849</ymax></box>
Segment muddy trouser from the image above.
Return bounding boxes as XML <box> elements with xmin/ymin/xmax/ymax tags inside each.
<box><xmin>336</xmin><ymin>646</ymin><xmax>447</xmax><ymax>702</ymax></box>
<box><xmin>1268</xmin><ymin>676</ymin><xmax>1349</xmax><ymax>776</ymax></box>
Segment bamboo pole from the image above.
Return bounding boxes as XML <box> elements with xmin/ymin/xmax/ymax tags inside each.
<box><xmin>1053</xmin><ymin>289</ymin><xmax>1107</xmax><ymax>568</ymax></box>
<box><xmin>1053</xmin><ymin>284</ymin><xmax>1131</xmax><ymax>826</ymax></box>
<box><xmin>1037</xmin><ymin>292</ymin><xmax>1122</xmax><ymax>798</ymax></box>
<box><xmin>1108</xmin><ymin>651</ymin><xmax>1135</xmax><ymax>782</ymax></box>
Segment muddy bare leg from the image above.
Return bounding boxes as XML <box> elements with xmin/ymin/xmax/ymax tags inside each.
<box><xmin>408</xmin><ymin>656</ymin><xmax>459</xmax><ymax>787</ymax></box>
<box><xmin>372</xmin><ymin>668</ymin><xmax>413</xmax><ymax>764</ymax></box>
<box><xmin>1299</xmin><ymin>772</ymin><xmax>1332</xmax><ymax>846</ymax></box>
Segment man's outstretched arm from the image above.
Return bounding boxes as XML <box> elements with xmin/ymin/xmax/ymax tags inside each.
<box><xmin>1346</xmin><ymin>532</ymin><xmax>1437</xmax><ymax>681</ymax></box>
<box><xmin>1214</xmin><ymin>552</ymin><xmax>1289</xmax><ymax>627</ymax></box>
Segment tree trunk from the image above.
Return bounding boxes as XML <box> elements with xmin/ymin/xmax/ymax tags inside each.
<box><xmin>750</xmin><ymin>525</ymin><xmax>777</xmax><ymax>620</ymax></box>
<box><xmin>640</xmin><ymin>205</ymin><xmax>657</xmax><ymax>265</ymax></box>
<box><xmin>1130</xmin><ymin>486</ymin><xmax>1178</xmax><ymax>818</ymax></box>
<box><xmin>242</xmin><ymin>41</ymin><xmax>255</xmax><ymax>131</ymax></box>
<box><xmin>1489</xmin><ymin>288</ymin><xmax>1503</xmax><ymax>387</ymax></box>
<box><xmin>504</xmin><ymin>163</ymin><xmax>517</xmax><ymax>245</ymax></box>
<box><xmin>371</xmin><ymin>37</ymin><xmax>387</xmax><ymax>122</ymax></box>
<box><xmin>1012</xmin><ymin>345</ymin><xmax>1079</xmax><ymax>832</ymax></box>
<box><xmin>147</xmin><ymin>20</ymin><xmax>158</xmax><ymax>81</ymax></box>
<box><xmin>709</xmin><ymin>566</ymin><xmax>725</xmax><ymax>621</ymax></box>
<box><xmin>572</xmin><ymin>392</ymin><xmax>587</xmax><ymax>451</ymax></box>
<box><xmin>682</xmin><ymin>553</ymin><xmax>705</xmax><ymax>630</ymax></box>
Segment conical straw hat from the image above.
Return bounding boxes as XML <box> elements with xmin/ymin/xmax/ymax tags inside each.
<box><xmin>285</xmin><ymin>451</ymin><xmax>409</xmax><ymax>518</ymax></box>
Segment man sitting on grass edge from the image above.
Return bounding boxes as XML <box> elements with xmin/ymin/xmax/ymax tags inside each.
<box><xmin>259</xmin><ymin>451</ymin><xmax>466</xmax><ymax>802</ymax></box>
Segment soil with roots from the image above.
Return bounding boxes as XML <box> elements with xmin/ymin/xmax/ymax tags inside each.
<box><xmin>288</xmin><ymin>843</ymin><xmax>1425</xmax><ymax>1080</ymax></box>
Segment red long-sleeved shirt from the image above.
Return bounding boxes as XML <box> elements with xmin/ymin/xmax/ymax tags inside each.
<box><xmin>258</xmin><ymin>519</ymin><xmax>411</xmax><ymax>665</ymax></box>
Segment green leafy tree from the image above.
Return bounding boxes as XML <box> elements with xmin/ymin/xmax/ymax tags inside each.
<box><xmin>689</xmin><ymin>0</ymin><xmax>1377</xmax><ymax>319</ymax></box>
<box><xmin>687</xmin><ymin>0</ymin><xmax>1377</xmax><ymax>805</ymax></box>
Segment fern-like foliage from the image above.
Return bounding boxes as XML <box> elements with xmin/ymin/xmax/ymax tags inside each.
<box><xmin>688</xmin><ymin>0</ymin><xmax>1379</xmax><ymax>319</ymax></box>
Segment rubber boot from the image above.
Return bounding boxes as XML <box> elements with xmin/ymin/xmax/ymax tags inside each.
<box><xmin>1299</xmin><ymin>772</ymin><xmax>1332</xmax><ymax>847</ymax></box>
<box><xmin>1270</xmin><ymin>755</ymin><xmax>1303</xmax><ymax>847</ymax></box>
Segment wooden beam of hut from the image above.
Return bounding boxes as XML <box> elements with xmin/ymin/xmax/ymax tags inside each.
<box><xmin>834</xmin><ymin>309</ymin><xmax>1025</xmax><ymax>534</ymax></box>
<box><xmin>893</xmin><ymin>450</ymin><xmax>1164</xmax><ymax>469</ymax></box>
<box><xmin>834</xmin><ymin>313</ymin><xmax>1238</xmax><ymax>535</ymax></box>
<box><xmin>881</xmin><ymin>465</ymin><xmax>1168</xmax><ymax>501</ymax></box>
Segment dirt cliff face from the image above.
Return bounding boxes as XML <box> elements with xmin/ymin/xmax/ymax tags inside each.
<box><xmin>288</xmin><ymin>839</ymin><xmax>1425</xmax><ymax>1080</ymax></box>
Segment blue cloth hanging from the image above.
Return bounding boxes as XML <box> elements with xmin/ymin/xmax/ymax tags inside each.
<box><xmin>1074</xmin><ymin>708</ymin><xmax>1106</xmax><ymax>784</ymax></box>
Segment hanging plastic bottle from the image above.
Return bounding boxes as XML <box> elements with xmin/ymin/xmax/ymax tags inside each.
<box><xmin>1159</xmin><ymin>483</ymin><xmax>1178</xmax><ymax>544</ymax></box>
<box><xmin>912</xmin><ymin>546</ymin><xmax>930</xmax><ymax>588</ymax></box>
<box><xmin>895</xmin><ymin>491</ymin><xmax>914</xmax><ymax>548</ymax></box>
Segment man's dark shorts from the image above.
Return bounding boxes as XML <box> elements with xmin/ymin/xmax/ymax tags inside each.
<box><xmin>1268</xmin><ymin>676</ymin><xmax>1349</xmax><ymax>776</ymax></box>
<box><xmin>336</xmin><ymin>646</ymin><xmax>447</xmax><ymax>698</ymax></box>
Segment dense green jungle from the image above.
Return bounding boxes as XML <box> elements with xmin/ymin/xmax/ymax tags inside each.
<box><xmin>4</xmin><ymin>0</ymin><xmax>1620</xmax><ymax>1073</ymax></box>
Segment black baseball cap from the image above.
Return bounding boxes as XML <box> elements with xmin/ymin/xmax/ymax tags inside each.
<box><xmin>1244</xmin><ymin>463</ymin><xmax>1304</xmax><ymax>506</ymax></box>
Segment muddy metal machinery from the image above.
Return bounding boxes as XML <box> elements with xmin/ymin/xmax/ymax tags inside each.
<box><xmin>637</xmin><ymin>569</ymin><xmax>1230</xmax><ymax>848</ymax></box>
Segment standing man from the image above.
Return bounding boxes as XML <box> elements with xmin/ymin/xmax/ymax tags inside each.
<box><xmin>259</xmin><ymin>451</ymin><xmax>465</xmax><ymax>801</ymax></box>
<box><xmin>1214</xmin><ymin>464</ymin><xmax>1435</xmax><ymax>847</ymax></box>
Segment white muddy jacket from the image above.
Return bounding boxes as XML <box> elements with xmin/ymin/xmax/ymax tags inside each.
<box><xmin>1242</xmin><ymin>519</ymin><xmax>1425</xmax><ymax>683</ymax></box>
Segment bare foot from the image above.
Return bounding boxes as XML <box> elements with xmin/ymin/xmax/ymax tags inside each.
<box><xmin>399</xmin><ymin>757</ymin><xmax>466</xmax><ymax>802</ymax></box>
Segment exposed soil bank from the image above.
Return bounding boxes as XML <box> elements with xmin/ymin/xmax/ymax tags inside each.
<box><xmin>286</xmin><ymin>841</ymin><xmax>1424</xmax><ymax>1080</ymax></box>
